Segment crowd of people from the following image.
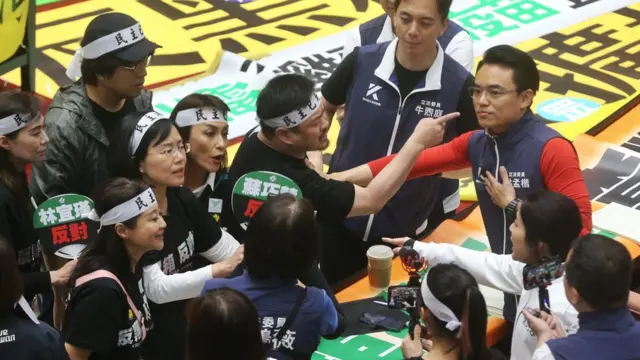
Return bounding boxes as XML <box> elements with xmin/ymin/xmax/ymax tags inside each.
<box><xmin>0</xmin><ymin>0</ymin><xmax>639</xmax><ymax>359</ymax></box>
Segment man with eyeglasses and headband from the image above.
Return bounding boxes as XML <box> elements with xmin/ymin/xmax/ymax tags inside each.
<box><xmin>30</xmin><ymin>12</ymin><xmax>160</xmax><ymax>205</ymax></box>
<box><xmin>332</xmin><ymin>45</ymin><xmax>592</xmax><ymax>348</ymax></box>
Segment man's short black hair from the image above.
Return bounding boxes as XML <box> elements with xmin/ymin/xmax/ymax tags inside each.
<box><xmin>80</xmin><ymin>55</ymin><xmax>127</xmax><ymax>86</ymax></box>
<box><xmin>520</xmin><ymin>190</ymin><xmax>582</xmax><ymax>260</ymax></box>
<box><xmin>244</xmin><ymin>194</ymin><xmax>319</xmax><ymax>280</ymax></box>
<box><xmin>390</xmin><ymin>0</ymin><xmax>453</xmax><ymax>21</ymax></box>
<box><xmin>477</xmin><ymin>45</ymin><xmax>540</xmax><ymax>95</ymax></box>
<box><xmin>565</xmin><ymin>234</ymin><xmax>632</xmax><ymax>311</ymax></box>
<box><xmin>256</xmin><ymin>74</ymin><xmax>315</xmax><ymax>138</ymax></box>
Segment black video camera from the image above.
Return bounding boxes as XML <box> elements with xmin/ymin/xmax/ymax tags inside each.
<box><xmin>387</xmin><ymin>245</ymin><xmax>427</xmax><ymax>339</ymax></box>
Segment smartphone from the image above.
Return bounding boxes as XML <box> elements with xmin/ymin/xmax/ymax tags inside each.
<box><xmin>359</xmin><ymin>312</ymin><xmax>406</xmax><ymax>332</ymax></box>
<box><xmin>388</xmin><ymin>285</ymin><xmax>420</xmax><ymax>310</ymax></box>
<box><xmin>523</xmin><ymin>257</ymin><xmax>564</xmax><ymax>290</ymax></box>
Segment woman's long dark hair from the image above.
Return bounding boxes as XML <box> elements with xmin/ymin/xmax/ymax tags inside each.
<box><xmin>0</xmin><ymin>91</ymin><xmax>41</xmax><ymax>213</ymax></box>
<box><xmin>187</xmin><ymin>288</ymin><xmax>266</xmax><ymax>360</ymax></box>
<box><xmin>107</xmin><ymin>111</ymin><xmax>175</xmax><ymax>180</ymax></box>
<box><xmin>425</xmin><ymin>263</ymin><xmax>490</xmax><ymax>360</ymax></box>
<box><xmin>0</xmin><ymin>235</ymin><xmax>23</xmax><ymax>312</ymax></box>
<box><xmin>65</xmin><ymin>178</ymin><xmax>150</xmax><ymax>298</ymax></box>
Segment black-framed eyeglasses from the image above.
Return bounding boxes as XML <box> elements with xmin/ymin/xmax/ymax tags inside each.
<box><xmin>468</xmin><ymin>86</ymin><xmax>519</xmax><ymax>101</ymax></box>
<box><xmin>121</xmin><ymin>56</ymin><xmax>152</xmax><ymax>72</ymax></box>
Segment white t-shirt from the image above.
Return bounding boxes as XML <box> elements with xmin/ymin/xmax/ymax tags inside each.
<box><xmin>413</xmin><ymin>241</ymin><xmax>579</xmax><ymax>360</ymax></box>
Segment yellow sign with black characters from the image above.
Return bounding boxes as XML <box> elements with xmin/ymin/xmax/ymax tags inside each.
<box><xmin>1</xmin><ymin>0</ymin><xmax>384</xmax><ymax>97</ymax></box>
<box><xmin>0</xmin><ymin>0</ymin><xmax>30</xmax><ymax>63</ymax></box>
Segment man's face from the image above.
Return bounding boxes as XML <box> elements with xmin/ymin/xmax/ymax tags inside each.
<box><xmin>282</xmin><ymin>104</ymin><xmax>330</xmax><ymax>152</ymax></box>
<box><xmin>393</xmin><ymin>0</ymin><xmax>446</xmax><ymax>56</ymax></box>
<box><xmin>472</xmin><ymin>64</ymin><xmax>534</xmax><ymax>133</ymax></box>
<box><xmin>100</xmin><ymin>55</ymin><xmax>151</xmax><ymax>98</ymax></box>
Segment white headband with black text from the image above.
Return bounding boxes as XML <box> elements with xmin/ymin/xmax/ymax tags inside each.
<box><xmin>66</xmin><ymin>22</ymin><xmax>146</xmax><ymax>80</ymax></box>
<box><xmin>260</xmin><ymin>92</ymin><xmax>320</xmax><ymax>129</ymax></box>
<box><xmin>0</xmin><ymin>112</ymin><xmax>38</xmax><ymax>136</ymax></box>
<box><xmin>100</xmin><ymin>188</ymin><xmax>156</xmax><ymax>228</ymax></box>
<box><xmin>421</xmin><ymin>274</ymin><xmax>462</xmax><ymax>334</ymax></box>
<box><xmin>129</xmin><ymin>111</ymin><xmax>165</xmax><ymax>155</ymax></box>
<box><xmin>174</xmin><ymin>107</ymin><xmax>227</xmax><ymax>128</ymax></box>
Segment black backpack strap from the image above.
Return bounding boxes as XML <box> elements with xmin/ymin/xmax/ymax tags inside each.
<box><xmin>274</xmin><ymin>287</ymin><xmax>307</xmax><ymax>342</ymax></box>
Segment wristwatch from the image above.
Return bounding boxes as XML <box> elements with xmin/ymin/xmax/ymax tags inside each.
<box><xmin>404</xmin><ymin>357</ymin><xmax>423</xmax><ymax>360</ymax></box>
<box><xmin>505</xmin><ymin>198</ymin><xmax>522</xmax><ymax>221</ymax></box>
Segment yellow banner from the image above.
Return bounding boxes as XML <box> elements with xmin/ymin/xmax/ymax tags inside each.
<box><xmin>0</xmin><ymin>0</ymin><xmax>30</xmax><ymax>63</ymax></box>
<box><xmin>1</xmin><ymin>0</ymin><xmax>383</xmax><ymax>97</ymax></box>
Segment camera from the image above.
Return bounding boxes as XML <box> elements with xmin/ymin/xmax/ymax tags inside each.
<box><xmin>523</xmin><ymin>256</ymin><xmax>564</xmax><ymax>290</ymax></box>
<box><xmin>386</xmin><ymin>245</ymin><xmax>427</xmax><ymax>338</ymax></box>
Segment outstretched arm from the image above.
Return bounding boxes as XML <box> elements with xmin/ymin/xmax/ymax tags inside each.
<box><xmin>330</xmin><ymin>131</ymin><xmax>474</xmax><ymax>187</ymax></box>
<box><xmin>346</xmin><ymin>113</ymin><xmax>460</xmax><ymax>217</ymax></box>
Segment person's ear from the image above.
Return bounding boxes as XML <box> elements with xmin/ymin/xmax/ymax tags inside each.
<box><xmin>114</xmin><ymin>223</ymin><xmax>130</xmax><ymax>240</ymax></box>
<box><xmin>567</xmin><ymin>285</ymin><xmax>581</xmax><ymax>306</ymax></box>
<box><xmin>520</xmin><ymin>89</ymin><xmax>535</xmax><ymax>110</ymax></box>
<box><xmin>0</xmin><ymin>136</ymin><xmax>11</xmax><ymax>152</ymax></box>
<box><xmin>440</xmin><ymin>17</ymin><xmax>449</xmax><ymax>37</ymax></box>
<box><xmin>275</xmin><ymin>127</ymin><xmax>296</xmax><ymax>146</ymax></box>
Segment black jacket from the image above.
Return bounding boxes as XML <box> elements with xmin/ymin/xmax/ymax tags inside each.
<box><xmin>29</xmin><ymin>80</ymin><xmax>153</xmax><ymax>204</ymax></box>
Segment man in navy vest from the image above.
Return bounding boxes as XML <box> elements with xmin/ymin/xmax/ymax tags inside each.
<box><xmin>340</xmin><ymin>0</ymin><xmax>475</xmax><ymax>237</ymax></box>
<box><xmin>524</xmin><ymin>234</ymin><xmax>640</xmax><ymax>360</ymax></box>
<box><xmin>330</xmin><ymin>45</ymin><xmax>592</xmax><ymax>333</ymax></box>
<box><xmin>319</xmin><ymin>0</ymin><xmax>480</xmax><ymax>286</ymax></box>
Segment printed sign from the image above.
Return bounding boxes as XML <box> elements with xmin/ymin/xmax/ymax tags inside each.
<box><xmin>0</xmin><ymin>0</ymin><xmax>31</xmax><ymax>63</ymax></box>
<box><xmin>33</xmin><ymin>194</ymin><xmax>98</xmax><ymax>259</ymax></box>
<box><xmin>231</xmin><ymin>171</ymin><xmax>302</xmax><ymax>229</ymax></box>
<box><xmin>1</xmin><ymin>0</ymin><xmax>383</xmax><ymax>97</ymax></box>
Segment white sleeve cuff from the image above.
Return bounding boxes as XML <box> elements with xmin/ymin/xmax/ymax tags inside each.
<box><xmin>143</xmin><ymin>262</ymin><xmax>212</xmax><ymax>304</ymax></box>
<box><xmin>532</xmin><ymin>344</ymin><xmax>556</xmax><ymax>360</ymax></box>
<box><xmin>199</xmin><ymin>229</ymin><xmax>240</xmax><ymax>263</ymax></box>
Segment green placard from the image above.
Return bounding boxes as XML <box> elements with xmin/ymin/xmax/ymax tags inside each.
<box><xmin>231</xmin><ymin>171</ymin><xmax>302</xmax><ymax>227</ymax></box>
<box><xmin>33</xmin><ymin>194</ymin><xmax>97</xmax><ymax>258</ymax></box>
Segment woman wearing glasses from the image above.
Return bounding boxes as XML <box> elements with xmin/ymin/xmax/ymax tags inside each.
<box><xmin>108</xmin><ymin>111</ymin><xmax>242</xmax><ymax>360</ymax></box>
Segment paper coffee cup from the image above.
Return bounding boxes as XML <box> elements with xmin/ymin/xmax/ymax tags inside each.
<box><xmin>367</xmin><ymin>245</ymin><xmax>393</xmax><ymax>291</ymax></box>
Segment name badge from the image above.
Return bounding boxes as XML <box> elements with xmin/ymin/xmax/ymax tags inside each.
<box><xmin>209</xmin><ymin>198</ymin><xmax>223</xmax><ymax>213</ymax></box>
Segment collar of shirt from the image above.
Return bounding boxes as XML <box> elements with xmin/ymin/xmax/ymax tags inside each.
<box><xmin>578</xmin><ymin>306</ymin><xmax>636</xmax><ymax>332</ymax></box>
<box><xmin>484</xmin><ymin>110</ymin><xmax>537</xmax><ymax>150</ymax></box>
<box><xmin>374</xmin><ymin>38</ymin><xmax>445</xmax><ymax>93</ymax></box>
<box><xmin>192</xmin><ymin>173</ymin><xmax>216</xmax><ymax>198</ymax></box>
<box><xmin>377</xmin><ymin>15</ymin><xmax>395</xmax><ymax>43</ymax></box>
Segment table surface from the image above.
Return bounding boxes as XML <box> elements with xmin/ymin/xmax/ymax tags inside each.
<box><xmin>315</xmin><ymin>201</ymin><xmax>640</xmax><ymax>359</ymax></box>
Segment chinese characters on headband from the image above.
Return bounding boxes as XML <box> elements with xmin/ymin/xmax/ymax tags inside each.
<box><xmin>114</xmin><ymin>24</ymin><xmax>144</xmax><ymax>47</ymax></box>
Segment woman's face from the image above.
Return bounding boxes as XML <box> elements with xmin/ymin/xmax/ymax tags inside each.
<box><xmin>126</xmin><ymin>205</ymin><xmax>166</xmax><ymax>252</ymax></box>
<box><xmin>0</xmin><ymin>114</ymin><xmax>48</xmax><ymax>164</ymax></box>
<box><xmin>187</xmin><ymin>122</ymin><xmax>228</xmax><ymax>173</ymax></box>
<box><xmin>140</xmin><ymin>126</ymin><xmax>188</xmax><ymax>187</ymax></box>
<box><xmin>509</xmin><ymin>207</ymin><xmax>531</xmax><ymax>263</ymax></box>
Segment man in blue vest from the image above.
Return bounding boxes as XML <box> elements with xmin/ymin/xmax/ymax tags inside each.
<box><xmin>329</xmin><ymin>45</ymin><xmax>592</xmax><ymax>349</ymax></box>
<box><xmin>524</xmin><ymin>234</ymin><xmax>640</xmax><ymax>360</ymax></box>
<box><xmin>340</xmin><ymin>0</ymin><xmax>475</xmax><ymax>236</ymax></box>
<box><xmin>319</xmin><ymin>0</ymin><xmax>480</xmax><ymax>286</ymax></box>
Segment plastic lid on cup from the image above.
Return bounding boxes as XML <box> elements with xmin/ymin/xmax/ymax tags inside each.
<box><xmin>367</xmin><ymin>245</ymin><xmax>393</xmax><ymax>259</ymax></box>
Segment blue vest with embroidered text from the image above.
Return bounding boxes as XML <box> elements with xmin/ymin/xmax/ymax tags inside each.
<box><xmin>202</xmin><ymin>273</ymin><xmax>327</xmax><ymax>359</ymax></box>
<box><xmin>331</xmin><ymin>41</ymin><xmax>469</xmax><ymax>239</ymax></box>
<box><xmin>467</xmin><ymin>112</ymin><xmax>563</xmax><ymax>255</ymax></box>
<box><xmin>547</xmin><ymin>308</ymin><xmax>640</xmax><ymax>360</ymax></box>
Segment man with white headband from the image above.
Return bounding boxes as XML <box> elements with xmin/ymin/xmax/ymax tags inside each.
<box><xmin>229</xmin><ymin>73</ymin><xmax>459</xmax><ymax>288</ymax></box>
<box><xmin>30</xmin><ymin>12</ymin><xmax>160</xmax><ymax>205</ymax></box>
